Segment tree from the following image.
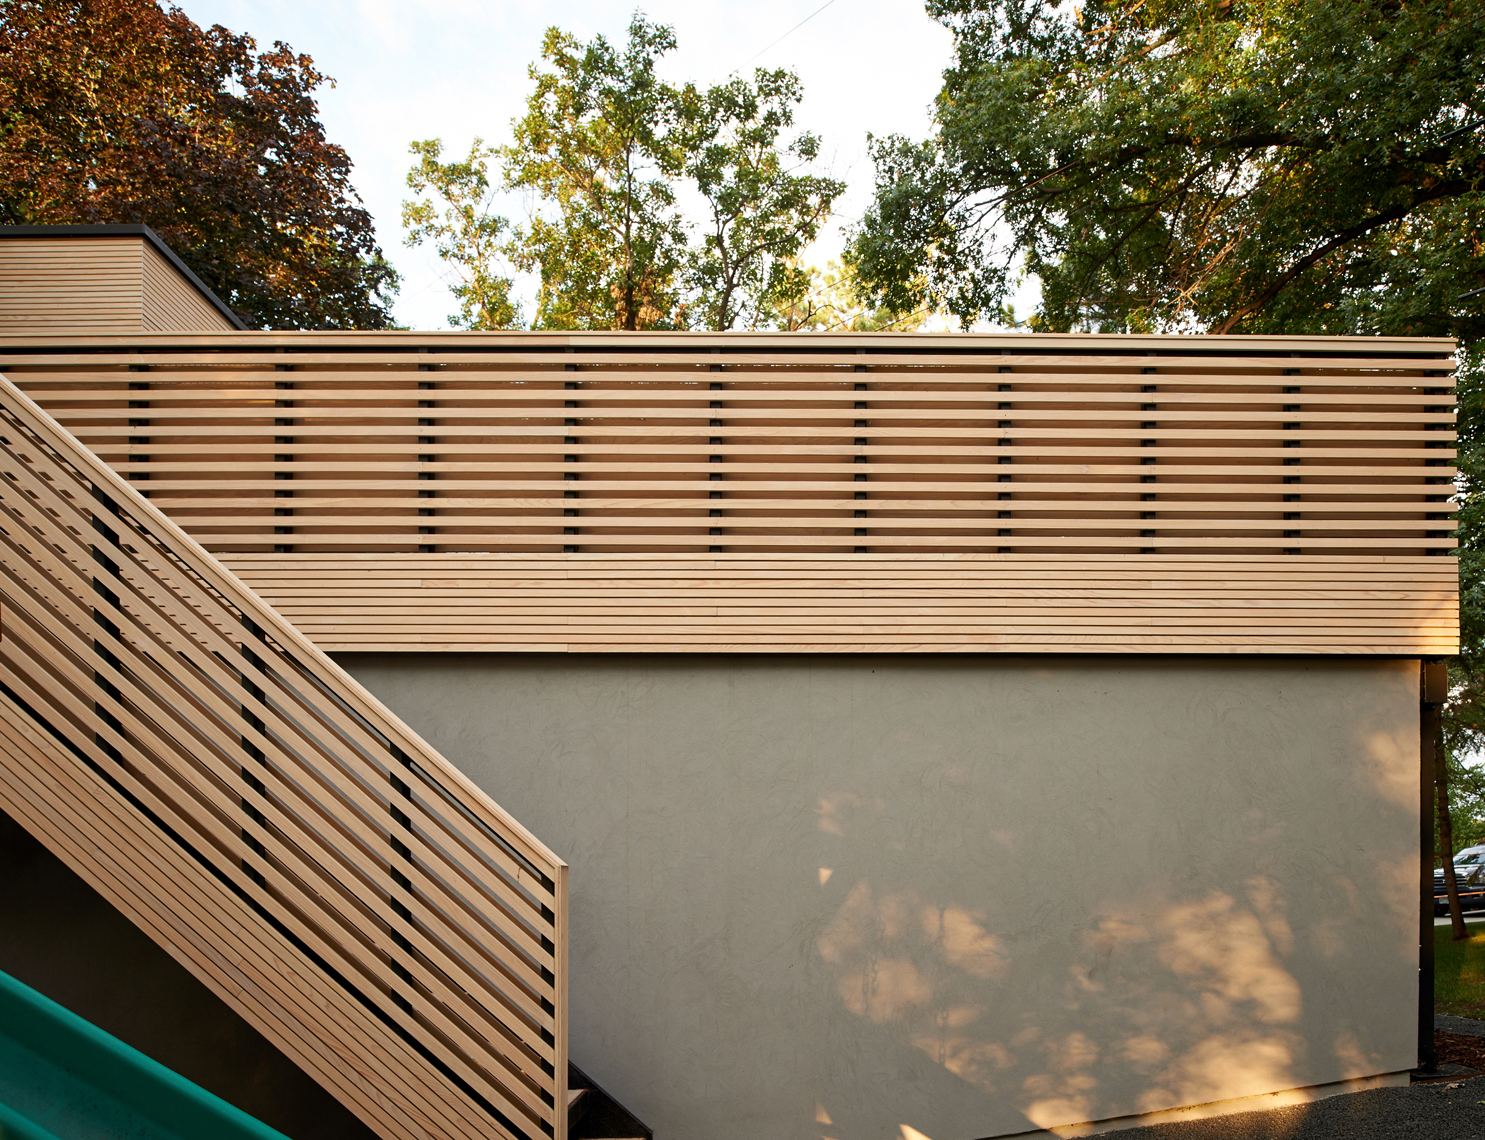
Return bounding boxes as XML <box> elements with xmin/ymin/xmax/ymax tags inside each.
<box><xmin>679</xmin><ymin>69</ymin><xmax>845</xmax><ymax>330</ymax></box>
<box><xmin>502</xmin><ymin>15</ymin><xmax>688</xmax><ymax>331</ymax></box>
<box><xmin>852</xmin><ymin>0</ymin><xmax>1485</xmax><ymax>341</ymax></box>
<box><xmin>773</xmin><ymin>260</ymin><xmax>934</xmax><ymax>332</ymax></box>
<box><xmin>490</xmin><ymin>14</ymin><xmax>844</xmax><ymax>332</ymax></box>
<box><xmin>1439</xmin><ymin>730</ymin><xmax>1485</xmax><ymax>854</ymax></box>
<box><xmin>0</xmin><ymin>0</ymin><xmax>398</xmax><ymax>329</ymax></box>
<box><xmin>1447</xmin><ymin>343</ymin><xmax>1485</xmax><ymax>768</ymax></box>
<box><xmin>403</xmin><ymin>139</ymin><xmax>520</xmax><ymax>329</ymax></box>
<box><xmin>853</xmin><ymin>0</ymin><xmax>1485</xmax><ymax>940</ymax></box>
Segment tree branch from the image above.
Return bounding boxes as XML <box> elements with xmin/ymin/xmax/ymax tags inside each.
<box><xmin>1210</xmin><ymin>178</ymin><xmax>1470</xmax><ymax>333</ymax></box>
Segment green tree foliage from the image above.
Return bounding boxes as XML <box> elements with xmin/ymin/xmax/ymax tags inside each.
<box><xmin>1448</xmin><ymin>344</ymin><xmax>1485</xmax><ymax>763</ymax></box>
<box><xmin>409</xmin><ymin>14</ymin><xmax>842</xmax><ymax>332</ymax></box>
<box><xmin>403</xmin><ymin>139</ymin><xmax>520</xmax><ymax>330</ymax></box>
<box><xmin>773</xmin><ymin>260</ymin><xmax>933</xmax><ymax>331</ymax></box>
<box><xmin>1443</xmin><ymin>735</ymin><xmax>1485</xmax><ymax>854</ymax></box>
<box><xmin>679</xmin><ymin>70</ymin><xmax>845</xmax><ymax>330</ymax></box>
<box><xmin>852</xmin><ymin>0</ymin><xmax>1485</xmax><ymax>340</ymax></box>
<box><xmin>0</xmin><ymin>0</ymin><xmax>398</xmax><ymax>329</ymax></box>
<box><xmin>502</xmin><ymin>15</ymin><xmax>688</xmax><ymax>331</ymax></box>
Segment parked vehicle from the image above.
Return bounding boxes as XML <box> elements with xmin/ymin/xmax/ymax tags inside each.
<box><xmin>1435</xmin><ymin>847</ymin><xmax>1485</xmax><ymax>914</ymax></box>
<box><xmin>1455</xmin><ymin>846</ymin><xmax>1485</xmax><ymax>868</ymax></box>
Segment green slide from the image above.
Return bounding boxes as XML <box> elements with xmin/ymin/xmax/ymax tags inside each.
<box><xmin>0</xmin><ymin>967</ymin><xmax>290</xmax><ymax>1140</ymax></box>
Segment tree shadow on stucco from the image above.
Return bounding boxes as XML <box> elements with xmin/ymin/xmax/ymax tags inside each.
<box><xmin>804</xmin><ymin>717</ymin><xmax>1419</xmax><ymax>1140</ymax></box>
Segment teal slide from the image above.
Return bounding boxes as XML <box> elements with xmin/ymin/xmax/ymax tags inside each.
<box><xmin>0</xmin><ymin>967</ymin><xmax>291</xmax><ymax>1140</ymax></box>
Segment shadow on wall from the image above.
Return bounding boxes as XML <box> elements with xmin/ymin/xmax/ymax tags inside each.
<box><xmin>329</xmin><ymin>653</ymin><xmax>1420</xmax><ymax>1140</ymax></box>
<box><xmin>807</xmin><ymin>717</ymin><xmax>1420</xmax><ymax>1139</ymax></box>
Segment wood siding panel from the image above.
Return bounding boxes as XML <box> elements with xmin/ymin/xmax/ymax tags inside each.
<box><xmin>0</xmin><ymin>238</ymin><xmax>234</xmax><ymax>332</ymax></box>
<box><xmin>140</xmin><ymin>239</ymin><xmax>236</xmax><ymax>331</ymax></box>
<box><xmin>223</xmin><ymin>552</ymin><xmax>1459</xmax><ymax>655</ymax></box>
<box><xmin>0</xmin><ymin>238</ymin><xmax>144</xmax><ymax>330</ymax></box>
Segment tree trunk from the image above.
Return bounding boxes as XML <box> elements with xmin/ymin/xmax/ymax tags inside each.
<box><xmin>1438</xmin><ymin>738</ymin><xmax>1468</xmax><ymax>941</ymax></box>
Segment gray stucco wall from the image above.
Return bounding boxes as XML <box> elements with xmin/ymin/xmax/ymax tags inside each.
<box><xmin>335</xmin><ymin>653</ymin><xmax>1421</xmax><ymax>1140</ymax></box>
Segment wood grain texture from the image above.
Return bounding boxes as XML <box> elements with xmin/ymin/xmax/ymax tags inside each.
<box><xmin>0</xmin><ymin>237</ymin><xmax>235</xmax><ymax>332</ymax></box>
<box><xmin>0</xmin><ymin>330</ymin><xmax>1458</xmax><ymax>654</ymax></box>
<box><xmin>221</xmin><ymin>553</ymin><xmax>1460</xmax><ymax>655</ymax></box>
<box><xmin>0</xmin><ymin>238</ymin><xmax>144</xmax><ymax>330</ymax></box>
<box><xmin>0</xmin><ymin>374</ymin><xmax>567</xmax><ymax>1140</ymax></box>
<box><xmin>140</xmin><ymin>239</ymin><xmax>236</xmax><ymax>332</ymax></box>
<box><xmin>0</xmin><ymin>332</ymin><xmax>1458</xmax><ymax>561</ymax></box>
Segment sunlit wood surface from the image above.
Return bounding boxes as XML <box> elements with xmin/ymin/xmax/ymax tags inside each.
<box><xmin>0</xmin><ymin>237</ymin><xmax>234</xmax><ymax>332</ymax></box>
<box><xmin>220</xmin><ymin>552</ymin><xmax>1457</xmax><ymax>655</ymax></box>
<box><xmin>0</xmin><ymin>374</ymin><xmax>568</xmax><ymax>1140</ymax></box>
<box><xmin>0</xmin><ymin>331</ymin><xmax>1459</xmax><ymax>653</ymax></box>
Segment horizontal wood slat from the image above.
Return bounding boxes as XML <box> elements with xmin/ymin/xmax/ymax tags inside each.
<box><xmin>0</xmin><ymin>237</ymin><xmax>235</xmax><ymax>333</ymax></box>
<box><xmin>0</xmin><ymin>238</ymin><xmax>144</xmax><ymax>331</ymax></box>
<box><xmin>221</xmin><ymin>553</ymin><xmax>1460</xmax><ymax>656</ymax></box>
<box><xmin>0</xmin><ymin>375</ymin><xmax>568</xmax><ymax>1139</ymax></box>
<box><xmin>140</xmin><ymin>238</ymin><xmax>236</xmax><ymax>332</ymax></box>
<box><xmin>0</xmin><ymin>333</ymin><xmax>1456</xmax><ymax>558</ymax></box>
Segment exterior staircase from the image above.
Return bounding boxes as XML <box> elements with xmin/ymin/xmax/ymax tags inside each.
<box><xmin>0</xmin><ymin>373</ymin><xmax>636</xmax><ymax>1137</ymax></box>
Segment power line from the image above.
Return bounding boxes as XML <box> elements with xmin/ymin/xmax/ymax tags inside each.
<box><xmin>732</xmin><ymin>0</ymin><xmax>840</xmax><ymax>73</ymax></box>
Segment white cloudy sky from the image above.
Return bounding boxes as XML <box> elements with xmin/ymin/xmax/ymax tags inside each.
<box><xmin>172</xmin><ymin>0</ymin><xmax>976</xmax><ymax>330</ymax></box>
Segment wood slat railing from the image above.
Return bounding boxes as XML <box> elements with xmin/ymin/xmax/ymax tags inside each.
<box><xmin>0</xmin><ymin>373</ymin><xmax>567</xmax><ymax>1140</ymax></box>
<box><xmin>0</xmin><ymin>333</ymin><xmax>1457</xmax><ymax>557</ymax></box>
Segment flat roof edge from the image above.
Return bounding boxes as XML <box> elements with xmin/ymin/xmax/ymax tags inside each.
<box><xmin>0</xmin><ymin>224</ymin><xmax>249</xmax><ymax>331</ymax></box>
<box><xmin>0</xmin><ymin>330</ymin><xmax>1459</xmax><ymax>352</ymax></box>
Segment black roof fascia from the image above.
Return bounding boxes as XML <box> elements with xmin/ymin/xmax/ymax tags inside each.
<box><xmin>0</xmin><ymin>224</ymin><xmax>248</xmax><ymax>330</ymax></box>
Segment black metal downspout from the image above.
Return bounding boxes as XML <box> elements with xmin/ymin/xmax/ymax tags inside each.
<box><xmin>1420</xmin><ymin>658</ymin><xmax>1447</xmax><ymax>1070</ymax></box>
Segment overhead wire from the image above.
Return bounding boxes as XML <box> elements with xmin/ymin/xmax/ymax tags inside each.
<box><xmin>731</xmin><ymin>0</ymin><xmax>840</xmax><ymax>73</ymax></box>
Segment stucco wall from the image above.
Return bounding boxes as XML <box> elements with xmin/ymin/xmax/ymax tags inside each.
<box><xmin>336</xmin><ymin>653</ymin><xmax>1421</xmax><ymax>1140</ymax></box>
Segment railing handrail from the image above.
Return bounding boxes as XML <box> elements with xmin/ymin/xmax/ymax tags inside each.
<box><xmin>0</xmin><ymin>371</ymin><xmax>567</xmax><ymax>1140</ymax></box>
<box><xmin>0</xmin><ymin>372</ymin><xmax>562</xmax><ymax>868</ymax></box>
<box><xmin>0</xmin><ymin>338</ymin><xmax>1458</xmax><ymax>559</ymax></box>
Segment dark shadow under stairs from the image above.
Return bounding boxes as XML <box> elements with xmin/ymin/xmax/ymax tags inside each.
<box><xmin>568</xmin><ymin>1063</ymin><xmax>652</xmax><ymax>1140</ymax></box>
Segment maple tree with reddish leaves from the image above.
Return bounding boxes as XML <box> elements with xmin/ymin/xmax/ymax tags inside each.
<box><xmin>0</xmin><ymin>0</ymin><xmax>398</xmax><ymax>329</ymax></box>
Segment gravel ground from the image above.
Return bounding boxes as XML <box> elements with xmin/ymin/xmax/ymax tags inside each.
<box><xmin>1094</xmin><ymin>1079</ymin><xmax>1485</xmax><ymax>1139</ymax></box>
<box><xmin>1011</xmin><ymin>1017</ymin><xmax>1485</xmax><ymax>1139</ymax></box>
<box><xmin>1439</xmin><ymin>1015</ymin><xmax>1485</xmax><ymax>1040</ymax></box>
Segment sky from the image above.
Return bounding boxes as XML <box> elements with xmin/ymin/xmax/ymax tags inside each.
<box><xmin>172</xmin><ymin>0</ymin><xmax>966</xmax><ymax>331</ymax></box>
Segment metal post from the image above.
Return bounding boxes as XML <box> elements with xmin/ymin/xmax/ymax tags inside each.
<box><xmin>1419</xmin><ymin>658</ymin><xmax>1448</xmax><ymax>1070</ymax></box>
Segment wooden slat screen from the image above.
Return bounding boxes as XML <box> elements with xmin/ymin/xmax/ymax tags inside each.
<box><xmin>0</xmin><ymin>334</ymin><xmax>1457</xmax><ymax>557</ymax></box>
<box><xmin>0</xmin><ymin>374</ymin><xmax>567</xmax><ymax>1140</ymax></box>
<box><xmin>220</xmin><ymin>552</ymin><xmax>1458</xmax><ymax>655</ymax></box>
